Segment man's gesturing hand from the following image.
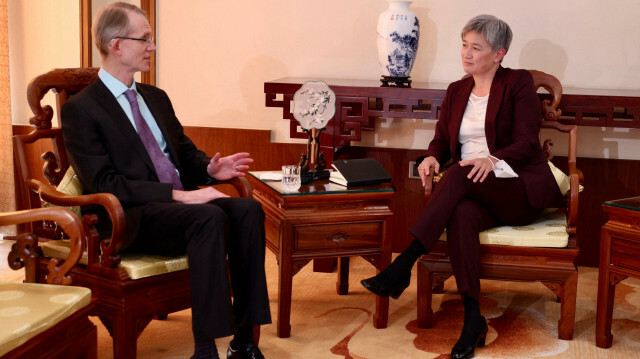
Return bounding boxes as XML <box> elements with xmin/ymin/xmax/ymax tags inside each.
<box><xmin>207</xmin><ymin>152</ymin><xmax>253</xmax><ymax>180</ymax></box>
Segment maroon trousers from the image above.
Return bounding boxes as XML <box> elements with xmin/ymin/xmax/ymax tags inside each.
<box><xmin>409</xmin><ymin>163</ymin><xmax>542</xmax><ymax>299</ymax></box>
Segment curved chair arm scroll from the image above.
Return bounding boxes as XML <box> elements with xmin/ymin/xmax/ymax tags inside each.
<box><xmin>27</xmin><ymin>178</ymin><xmax>126</xmax><ymax>267</ymax></box>
<box><xmin>26</xmin><ymin>67</ymin><xmax>99</xmax><ymax>129</ymax></box>
<box><xmin>530</xmin><ymin>69</ymin><xmax>563</xmax><ymax>122</ymax></box>
<box><xmin>215</xmin><ymin>177</ymin><xmax>253</xmax><ymax>198</ymax></box>
<box><xmin>2</xmin><ymin>207</ymin><xmax>85</xmax><ymax>285</ymax></box>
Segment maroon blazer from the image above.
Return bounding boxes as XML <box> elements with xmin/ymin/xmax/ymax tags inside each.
<box><xmin>425</xmin><ymin>66</ymin><xmax>565</xmax><ymax>209</ymax></box>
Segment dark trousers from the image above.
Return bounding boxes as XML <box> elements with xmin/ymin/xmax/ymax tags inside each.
<box><xmin>409</xmin><ymin>163</ymin><xmax>542</xmax><ymax>299</ymax></box>
<box><xmin>133</xmin><ymin>197</ymin><xmax>272</xmax><ymax>341</ymax></box>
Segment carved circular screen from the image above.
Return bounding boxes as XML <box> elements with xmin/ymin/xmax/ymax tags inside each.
<box><xmin>292</xmin><ymin>81</ymin><xmax>336</xmax><ymax>130</ymax></box>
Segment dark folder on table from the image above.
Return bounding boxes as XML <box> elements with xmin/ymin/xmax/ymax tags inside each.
<box><xmin>330</xmin><ymin>158</ymin><xmax>391</xmax><ymax>187</ymax></box>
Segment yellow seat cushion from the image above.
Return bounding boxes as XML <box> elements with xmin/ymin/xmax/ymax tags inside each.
<box><xmin>42</xmin><ymin>167</ymin><xmax>83</xmax><ymax>218</ymax></box>
<box><xmin>438</xmin><ymin>212</ymin><xmax>568</xmax><ymax>248</ymax></box>
<box><xmin>0</xmin><ymin>282</ymin><xmax>91</xmax><ymax>357</ymax></box>
<box><xmin>547</xmin><ymin>161</ymin><xmax>584</xmax><ymax>195</ymax></box>
<box><xmin>547</xmin><ymin>161</ymin><xmax>571</xmax><ymax>195</ymax></box>
<box><xmin>41</xmin><ymin>240</ymin><xmax>189</xmax><ymax>280</ymax></box>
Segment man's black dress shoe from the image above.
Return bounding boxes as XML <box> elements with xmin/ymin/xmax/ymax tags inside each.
<box><xmin>360</xmin><ymin>275</ymin><xmax>410</xmax><ymax>299</ymax></box>
<box><xmin>227</xmin><ymin>343</ymin><xmax>265</xmax><ymax>359</ymax></box>
<box><xmin>450</xmin><ymin>316</ymin><xmax>488</xmax><ymax>359</ymax></box>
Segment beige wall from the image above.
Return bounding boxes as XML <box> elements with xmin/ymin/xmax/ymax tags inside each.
<box><xmin>8</xmin><ymin>0</ymin><xmax>79</xmax><ymax>129</ymax></box>
<box><xmin>8</xmin><ymin>0</ymin><xmax>640</xmax><ymax>159</ymax></box>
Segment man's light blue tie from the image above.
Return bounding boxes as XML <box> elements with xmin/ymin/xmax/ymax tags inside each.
<box><xmin>124</xmin><ymin>89</ymin><xmax>184</xmax><ymax>190</ymax></box>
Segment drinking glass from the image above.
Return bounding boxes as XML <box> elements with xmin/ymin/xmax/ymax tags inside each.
<box><xmin>281</xmin><ymin>165</ymin><xmax>301</xmax><ymax>192</ymax></box>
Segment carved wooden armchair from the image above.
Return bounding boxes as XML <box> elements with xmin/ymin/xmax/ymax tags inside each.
<box><xmin>2</xmin><ymin>207</ymin><xmax>96</xmax><ymax>359</ymax></box>
<box><xmin>416</xmin><ymin>70</ymin><xmax>583</xmax><ymax>340</ymax></box>
<box><xmin>12</xmin><ymin>67</ymin><xmax>258</xmax><ymax>357</ymax></box>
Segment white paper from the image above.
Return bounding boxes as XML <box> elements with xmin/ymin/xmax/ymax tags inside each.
<box><xmin>493</xmin><ymin>160</ymin><xmax>518</xmax><ymax>178</ymax></box>
<box><xmin>258</xmin><ymin>172</ymin><xmax>282</xmax><ymax>181</ymax></box>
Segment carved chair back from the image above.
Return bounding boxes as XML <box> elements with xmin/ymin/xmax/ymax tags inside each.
<box><xmin>13</xmin><ymin>67</ymin><xmax>100</xmax><ymax>237</ymax></box>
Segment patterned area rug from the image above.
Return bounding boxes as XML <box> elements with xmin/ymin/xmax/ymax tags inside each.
<box><xmin>2</xmin><ymin>240</ymin><xmax>640</xmax><ymax>358</ymax></box>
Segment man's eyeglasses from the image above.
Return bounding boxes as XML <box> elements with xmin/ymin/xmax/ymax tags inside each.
<box><xmin>114</xmin><ymin>36</ymin><xmax>154</xmax><ymax>44</ymax></box>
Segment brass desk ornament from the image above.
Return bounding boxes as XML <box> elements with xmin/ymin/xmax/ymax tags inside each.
<box><xmin>292</xmin><ymin>81</ymin><xmax>336</xmax><ymax>183</ymax></box>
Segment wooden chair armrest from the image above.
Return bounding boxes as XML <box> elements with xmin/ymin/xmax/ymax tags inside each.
<box><xmin>423</xmin><ymin>172</ymin><xmax>435</xmax><ymax>203</ymax></box>
<box><xmin>215</xmin><ymin>177</ymin><xmax>253</xmax><ymax>198</ymax></box>
<box><xmin>27</xmin><ymin>178</ymin><xmax>126</xmax><ymax>267</ymax></box>
<box><xmin>565</xmin><ymin>169</ymin><xmax>582</xmax><ymax>235</ymax></box>
<box><xmin>2</xmin><ymin>207</ymin><xmax>84</xmax><ymax>285</ymax></box>
<box><xmin>569</xmin><ymin>165</ymin><xmax>584</xmax><ymax>185</ymax></box>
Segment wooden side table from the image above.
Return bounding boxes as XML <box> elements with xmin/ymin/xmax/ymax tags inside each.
<box><xmin>248</xmin><ymin>172</ymin><xmax>395</xmax><ymax>338</ymax></box>
<box><xmin>596</xmin><ymin>196</ymin><xmax>640</xmax><ymax>348</ymax></box>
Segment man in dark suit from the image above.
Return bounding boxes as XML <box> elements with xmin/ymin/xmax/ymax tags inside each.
<box><xmin>61</xmin><ymin>3</ymin><xmax>270</xmax><ymax>359</ymax></box>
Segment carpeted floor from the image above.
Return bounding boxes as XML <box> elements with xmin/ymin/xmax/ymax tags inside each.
<box><xmin>2</xmin><ymin>239</ymin><xmax>640</xmax><ymax>358</ymax></box>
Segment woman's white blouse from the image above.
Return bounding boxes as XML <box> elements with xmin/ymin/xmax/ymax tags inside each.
<box><xmin>459</xmin><ymin>92</ymin><xmax>518</xmax><ymax>178</ymax></box>
<box><xmin>459</xmin><ymin>92</ymin><xmax>490</xmax><ymax>161</ymax></box>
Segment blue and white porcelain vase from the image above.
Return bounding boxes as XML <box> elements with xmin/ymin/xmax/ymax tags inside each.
<box><xmin>376</xmin><ymin>1</ymin><xmax>420</xmax><ymax>84</ymax></box>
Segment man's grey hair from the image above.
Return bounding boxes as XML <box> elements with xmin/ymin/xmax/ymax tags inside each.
<box><xmin>461</xmin><ymin>14</ymin><xmax>513</xmax><ymax>54</ymax></box>
<box><xmin>93</xmin><ymin>2</ymin><xmax>148</xmax><ymax>57</ymax></box>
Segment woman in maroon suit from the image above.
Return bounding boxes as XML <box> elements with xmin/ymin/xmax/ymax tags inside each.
<box><xmin>361</xmin><ymin>15</ymin><xmax>564</xmax><ymax>359</ymax></box>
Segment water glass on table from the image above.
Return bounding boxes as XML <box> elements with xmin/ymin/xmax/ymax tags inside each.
<box><xmin>281</xmin><ymin>165</ymin><xmax>301</xmax><ymax>192</ymax></box>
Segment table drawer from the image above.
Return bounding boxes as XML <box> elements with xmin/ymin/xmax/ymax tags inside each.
<box><xmin>295</xmin><ymin>222</ymin><xmax>382</xmax><ymax>252</ymax></box>
<box><xmin>610</xmin><ymin>237</ymin><xmax>640</xmax><ymax>271</ymax></box>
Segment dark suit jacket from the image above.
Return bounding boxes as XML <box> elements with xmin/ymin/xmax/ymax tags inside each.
<box><xmin>61</xmin><ymin>79</ymin><xmax>215</xmax><ymax>249</ymax></box>
<box><xmin>425</xmin><ymin>66</ymin><xmax>565</xmax><ymax>209</ymax></box>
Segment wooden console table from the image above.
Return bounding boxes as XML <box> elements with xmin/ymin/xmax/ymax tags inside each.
<box><xmin>265</xmin><ymin>77</ymin><xmax>640</xmax><ymax>163</ymax></box>
<box><xmin>248</xmin><ymin>172</ymin><xmax>395</xmax><ymax>338</ymax></box>
<box><xmin>596</xmin><ymin>196</ymin><xmax>640</xmax><ymax>348</ymax></box>
<box><xmin>265</xmin><ymin>77</ymin><xmax>448</xmax><ymax>163</ymax></box>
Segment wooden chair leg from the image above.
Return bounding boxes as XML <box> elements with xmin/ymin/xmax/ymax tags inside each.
<box><xmin>79</xmin><ymin>318</ymin><xmax>98</xmax><ymax>359</ymax></box>
<box><xmin>86</xmin><ymin>324</ymin><xmax>98</xmax><ymax>359</ymax></box>
<box><xmin>558</xmin><ymin>272</ymin><xmax>578</xmax><ymax>340</ymax></box>
<box><xmin>417</xmin><ymin>260</ymin><xmax>434</xmax><ymax>328</ymax></box>
<box><xmin>112</xmin><ymin>312</ymin><xmax>139</xmax><ymax>359</ymax></box>
<box><xmin>432</xmin><ymin>274</ymin><xmax>450</xmax><ymax>294</ymax></box>
<box><xmin>432</xmin><ymin>280</ymin><xmax>445</xmax><ymax>294</ymax></box>
<box><xmin>253</xmin><ymin>325</ymin><xmax>261</xmax><ymax>345</ymax></box>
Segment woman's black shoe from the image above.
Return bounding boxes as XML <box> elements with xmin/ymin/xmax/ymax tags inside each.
<box><xmin>360</xmin><ymin>275</ymin><xmax>410</xmax><ymax>299</ymax></box>
<box><xmin>450</xmin><ymin>316</ymin><xmax>488</xmax><ymax>359</ymax></box>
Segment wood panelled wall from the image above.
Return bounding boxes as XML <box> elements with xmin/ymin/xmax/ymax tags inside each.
<box><xmin>14</xmin><ymin>125</ymin><xmax>640</xmax><ymax>266</ymax></box>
